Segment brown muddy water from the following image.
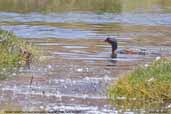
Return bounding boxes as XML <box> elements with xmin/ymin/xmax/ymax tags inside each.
<box><xmin>0</xmin><ymin>0</ymin><xmax>171</xmax><ymax>113</ymax></box>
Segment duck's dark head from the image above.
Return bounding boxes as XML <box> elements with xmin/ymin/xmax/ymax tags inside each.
<box><xmin>104</xmin><ymin>37</ymin><xmax>111</xmax><ymax>43</ymax></box>
<box><xmin>105</xmin><ymin>37</ymin><xmax>118</xmax><ymax>50</ymax></box>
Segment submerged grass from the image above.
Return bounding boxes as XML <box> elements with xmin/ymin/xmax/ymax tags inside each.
<box><xmin>0</xmin><ymin>29</ymin><xmax>35</xmax><ymax>79</ymax></box>
<box><xmin>108</xmin><ymin>57</ymin><xmax>171</xmax><ymax>111</ymax></box>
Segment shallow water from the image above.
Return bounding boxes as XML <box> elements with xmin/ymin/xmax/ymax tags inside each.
<box><xmin>0</xmin><ymin>0</ymin><xmax>171</xmax><ymax>113</ymax></box>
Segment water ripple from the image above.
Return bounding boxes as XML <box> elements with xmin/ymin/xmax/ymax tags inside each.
<box><xmin>1</xmin><ymin>25</ymin><xmax>96</xmax><ymax>38</ymax></box>
<box><xmin>0</xmin><ymin>12</ymin><xmax>171</xmax><ymax>25</ymax></box>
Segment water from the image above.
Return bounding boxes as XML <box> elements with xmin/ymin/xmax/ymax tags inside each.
<box><xmin>0</xmin><ymin>0</ymin><xmax>171</xmax><ymax>113</ymax></box>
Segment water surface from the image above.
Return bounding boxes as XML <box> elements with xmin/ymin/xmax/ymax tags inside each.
<box><xmin>0</xmin><ymin>0</ymin><xmax>171</xmax><ymax>113</ymax></box>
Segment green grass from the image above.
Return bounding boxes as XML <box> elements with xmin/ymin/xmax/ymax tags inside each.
<box><xmin>108</xmin><ymin>58</ymin><xmax>171</xmax><ymax>110</ymax></box>
<box><xmin>0</xmin><ymin>29</ymin><xmax>35</xmax><ymax>79</ymax></box>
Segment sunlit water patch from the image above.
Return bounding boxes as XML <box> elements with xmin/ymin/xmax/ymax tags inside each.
<box><xmin>0</xmin><ymin>76</ymin><xmax>115</xmax><ymax>98</ymax></box>
<box><xmin>0</xmin><ymin>75</ymin><xmax>118</xmax><ymax>113</ymax></box>
<box><xmin>63</xmin><ymin>45</ymin><xmax>88</xmax><ymax>49</ymax></box>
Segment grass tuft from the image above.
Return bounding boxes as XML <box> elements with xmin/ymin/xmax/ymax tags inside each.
<box><xmin>108</xmin><ymin>57</ymin><xmax>171</xmax><ymax>110</ymax></box>
<box><xmin>0</xmin><ymin>29</ymin><xmax>36</xmax><ymax>79</ymax></box>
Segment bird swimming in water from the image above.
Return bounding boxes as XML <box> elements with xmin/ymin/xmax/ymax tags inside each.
<box><xmin>104</xmin><ymin>37</ymin><xmax>148</xmax><ymax>58</ymax></box>
<box><xmin>104</xmin><ymin>37</ymin><xmax>118</xmax><ymax>58</ymax></box>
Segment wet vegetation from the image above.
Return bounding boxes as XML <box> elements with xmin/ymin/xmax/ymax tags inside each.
<box><xmin>0</xmin><ymin>0</ymin><xmax>171</xmax><ymax>13</ymax></box>
<box><xmin>0</xmin><ymin>29</ymin><xmax>33</xmax><ymax>79</ymax></box>
<box><xmin>0</xmin><ymin>0</ymin><xmax>121</xmax><ymax>13</ymax></box>
<box><xmin>108</xmin><ymin>58</ymin><xmax>171</xmax><ymax>111</ymax></box>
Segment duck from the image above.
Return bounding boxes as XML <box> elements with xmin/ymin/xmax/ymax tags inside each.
<box><xmin>105</xmin><ymin>37</ymin><xmax>147</xmax><ymax>58</ymax></box>
<box><xmin>104</xmin><ymin>37</ymin><xmax>118</xmax><ymax>58</ymax></box>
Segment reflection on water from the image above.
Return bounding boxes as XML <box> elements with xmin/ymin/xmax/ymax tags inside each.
<box><xmin>0</xmin><ymin>0</ymin><xmax>171</xmax><ymax>113</ymax></box>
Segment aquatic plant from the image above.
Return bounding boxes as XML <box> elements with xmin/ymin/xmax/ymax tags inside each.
<box><xmin>108</xmin><ymin>57</ymin><xmax>171</xmax><ymax>111</ymax></box>
<box><xmin>0</xmin><ymin>29</ymin><xmax>34</xmax><ymax>79</ymax></box>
